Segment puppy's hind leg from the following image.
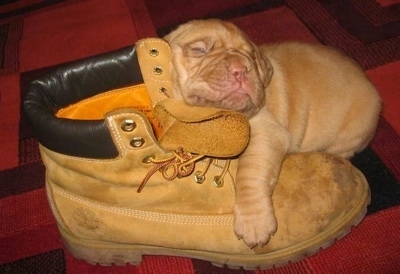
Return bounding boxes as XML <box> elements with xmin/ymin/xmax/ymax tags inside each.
<box><xmin>326</xmin><ymin>135</ymin><xmax>370</xmax><ymax>159</ymax></box>
<box><xmin>326</xmin><ymin>111</ymin><xmax>380</xmax><ymax>159</ymax></box>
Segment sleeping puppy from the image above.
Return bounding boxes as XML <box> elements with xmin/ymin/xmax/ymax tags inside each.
<box><xmin>163</xmin><ymin>19</ymin><xmax>381</xmax><ymax>248</ymax></box>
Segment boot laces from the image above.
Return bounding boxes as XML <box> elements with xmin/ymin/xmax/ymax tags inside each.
<box><xmin>138</xmin><ymin>148</ymin><xmax>230</xmax><ymax>193</ymax></box>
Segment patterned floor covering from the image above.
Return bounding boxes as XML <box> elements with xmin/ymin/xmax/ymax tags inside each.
<box><xmin>0</xmin><ymin>0</ymin><xmax>399</xmax><ymax>273</ymax></box>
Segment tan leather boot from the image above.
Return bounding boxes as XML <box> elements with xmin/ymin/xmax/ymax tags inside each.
<box><xmin>24</xmin><ymin>39</ymin><xmax>370</xmax><ymax>270</ymax></box>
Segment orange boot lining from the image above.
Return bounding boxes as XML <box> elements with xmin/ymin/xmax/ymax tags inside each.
<box><xmin>56</xmin><ymin>84</ymin><xmax>162</xmax><ymax>138</ymax></box>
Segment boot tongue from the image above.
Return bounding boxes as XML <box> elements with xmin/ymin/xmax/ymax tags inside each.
<box><xmin>154</xmin><ymin>98</ymin><xmax>250</xmax><ymax>158</ymax></box>
<box><xmin>136</xmin><ymin>38</ymin><xmax>172</xmax><ymax>106</ymax></box>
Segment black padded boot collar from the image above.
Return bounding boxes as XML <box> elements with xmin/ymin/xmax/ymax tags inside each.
<box><xmin>23</xmin><ymin>46</ymin><xmax>144</xmax><ymax>159</ymax></box>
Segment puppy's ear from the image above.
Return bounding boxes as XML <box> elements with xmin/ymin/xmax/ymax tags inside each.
<box><xmin>252</xmin><ymin>44</ymin><xmax>273</xmax><ymax>87</ymax></box>
<box><xmin>164</xmin><ymin>21</ymin><xmax>196</xmax><ymax>44</ymax></box>
<box><xmin>164</xmin><ymin>24</ymin><xmax>188</xmax><ymax>45</ymax></box>
<box><xmin>163</xmin><ymin>29</ymin><xmax>178</xmax><ymax>43</ymax></box>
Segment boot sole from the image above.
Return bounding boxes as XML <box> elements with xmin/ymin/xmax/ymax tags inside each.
<box><xmin>59</xmin><ymin>191</ymin><xmax>370</xmax><ymax>270</ymax></box>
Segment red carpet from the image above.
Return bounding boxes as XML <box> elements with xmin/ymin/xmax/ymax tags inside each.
<box><xmin>1</xmin><ymin>0</ymin><xmax>400</xmax><ymax>273</ymax></box>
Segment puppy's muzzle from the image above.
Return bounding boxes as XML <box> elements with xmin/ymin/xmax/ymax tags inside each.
<box><xmin>226</xmin><ymin>61</ymin><xmax>249</xmax><ymax>82</ymax></box>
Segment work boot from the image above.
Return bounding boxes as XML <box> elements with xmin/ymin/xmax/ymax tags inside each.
<box><xmin>23</xmin><ymin>39</ymin><xmax>370</xmax><ymax>270</ymax></box>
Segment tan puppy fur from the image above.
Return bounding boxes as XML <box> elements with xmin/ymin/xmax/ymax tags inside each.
<box><xmin>164</xmin><ymin>19</ymin><xmax>381</xmax><ymax>248</ymax></box>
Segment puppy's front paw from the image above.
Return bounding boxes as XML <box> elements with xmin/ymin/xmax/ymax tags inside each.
<box><xmin>233</xmin><ymin>200</ymin><xmax>277</xmax><ymax>248</ymax></box>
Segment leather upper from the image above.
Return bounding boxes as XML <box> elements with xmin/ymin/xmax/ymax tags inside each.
<box><xmin>23</xmin><ymin>46</ymin><xmax>144</xmax><ymax>159</ymax></box>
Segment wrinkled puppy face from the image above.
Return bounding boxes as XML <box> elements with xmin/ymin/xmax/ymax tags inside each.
<box><xmin>164</xmin><ymin>19</ymin><xmax>272</xmax><ymax>117</ymax></box>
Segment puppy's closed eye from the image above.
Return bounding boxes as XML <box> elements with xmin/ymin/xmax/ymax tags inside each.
<box><xmin>184</xmin><ymin>41</ymin><xmax>210</xmax><ymax>57</ymax></box>
<box><xmin>191</xmin><ymin>47</ymin><xmax>207</xmax><ymax>56</ymax></box>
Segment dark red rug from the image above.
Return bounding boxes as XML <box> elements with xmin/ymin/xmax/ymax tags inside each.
<box><xmin>1</xmin><ymin>0</ymin><xmax>399</xmax><ymax>273</ymax></box>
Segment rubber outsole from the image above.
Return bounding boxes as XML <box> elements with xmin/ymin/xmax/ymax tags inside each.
<box><xmin>60</xmin><ymin>191</ymin><xmax>370</xmax><ymax>270</ymax></box>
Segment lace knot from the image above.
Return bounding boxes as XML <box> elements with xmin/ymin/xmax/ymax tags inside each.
<box><xmin>137</xmin><ymin>148</ymin><xmax>204</xmax><ymax>193</ymax></box>
<box><xmin>138</xmin><ymin>148</ymin><xmax>231</xmax><ymax>193</ymax></box>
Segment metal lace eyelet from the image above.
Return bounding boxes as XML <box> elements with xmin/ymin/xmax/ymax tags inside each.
<box><xmin>121</xmin><ymin>120</ymin><xmax>136</xmax><ymax>132</ymax></box>
<box><xmin>153</xmin><ymin>66</ymin><xmax>163</xmax><ymax>75</ymax></box>
<box><xmin>149</xmin><ymin>48</ymin><xmax>159</xmax><ymax>57</ymax></box>
<box><xmin>194</xmin><ymin>171</ymin><xmax>205</xmax><ymax>184</ymax></box>
<box><xmin>142</xmin><ymin>154</ymin><xmax>155</xmax><ymax>163</ymax></box>
<box><xmin>159</xmin><ymin>87</ymin><xmax>168</xmax><ymax>96</ymax></box>
<box><xmin>213</xmin><ymin>176</ymin><xmax>224</xmax><ymax>188</ymax></box>
<box><xmin>130</xmin><ymin>137</ymin><xmax>145</xmax><ymax>148</ymax></box>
